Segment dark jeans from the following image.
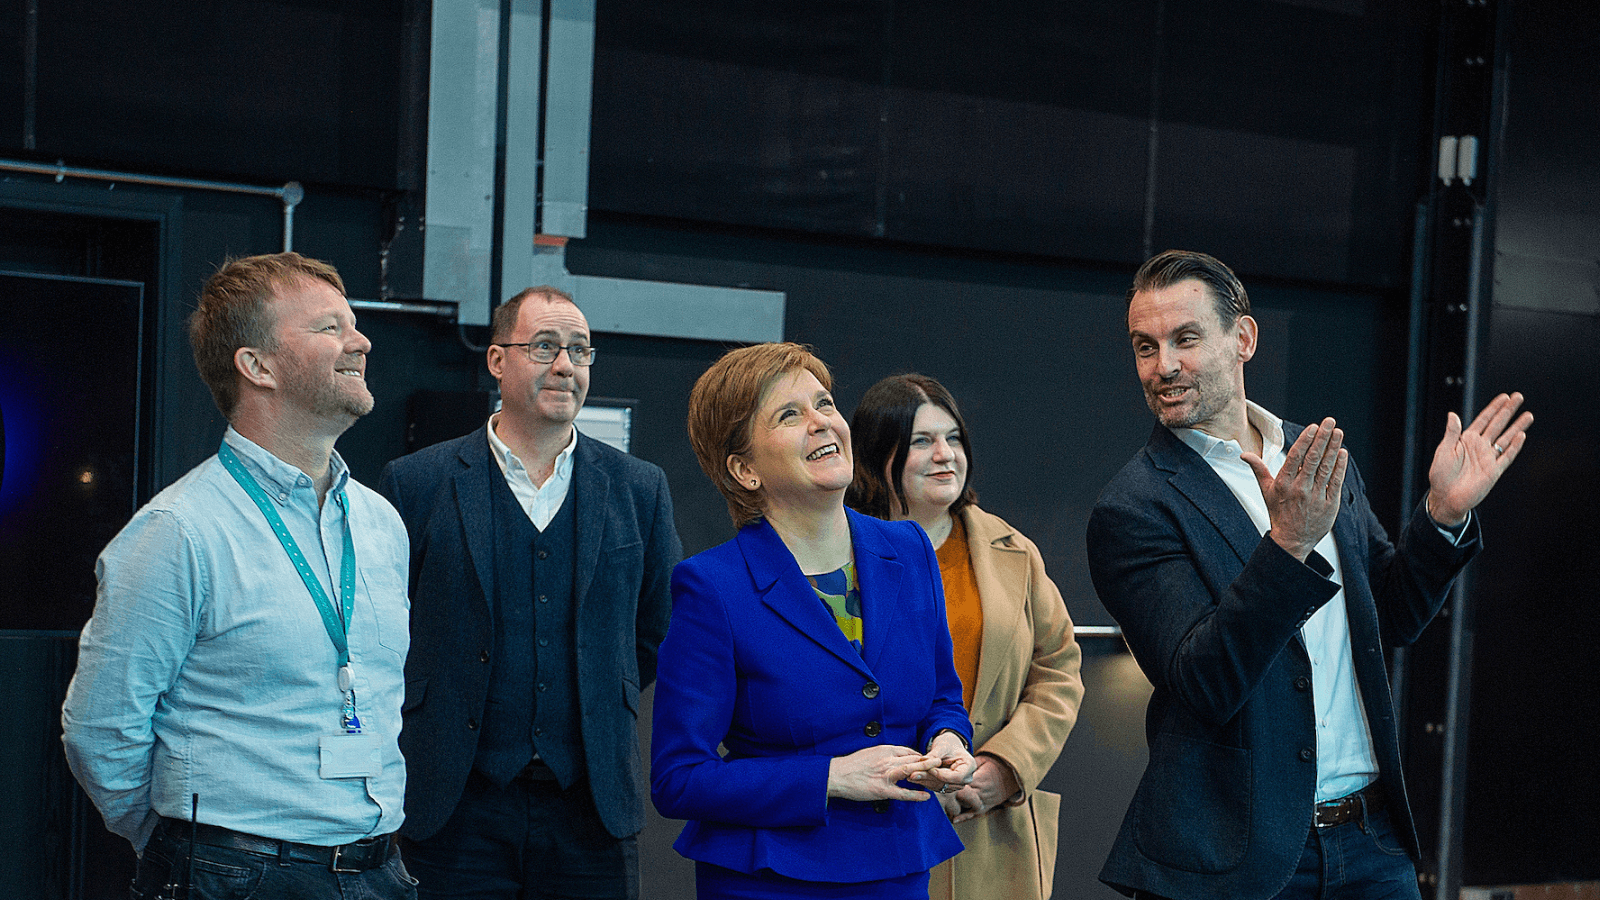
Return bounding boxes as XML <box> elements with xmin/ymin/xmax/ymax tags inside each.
<box><xmin>1271</xmin><ymin>803</ymin><xmax>1421</xmax><ymax>900</ymax></box>
<box><xmin>401</xmin><ymin>769</ymin><xmax>637</xmax><ymax>900</ymax></box>
<box><xmin>130</xmin><ymin>825</ymin><xmax>417</xmax><ymax>900</ymax></box>
<box><xmin>1130</xmin><ymin>802</ymin><xmax>1420</xmax><ymax>900</ymax></box>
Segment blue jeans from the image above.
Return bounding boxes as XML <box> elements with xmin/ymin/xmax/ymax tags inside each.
<box><xmin>401</xmin><ymin>769</ymin><xmax>637</xmax><ymax>900</ymax></box>
<box><xmin>1271</xmin><ymin>803</ymin><xmax>1422</xmax><ymax>900</ymax></box>
<box><xmin>130</xmin><ymin>827</ymin><xmax>417</xmax><ymax>900</ymax></box>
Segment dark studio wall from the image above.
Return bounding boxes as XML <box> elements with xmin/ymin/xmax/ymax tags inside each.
<box><xmin>1</xmin><ymin>0</ymin><xmax>1594</xmax><ymax>897</ymax></box>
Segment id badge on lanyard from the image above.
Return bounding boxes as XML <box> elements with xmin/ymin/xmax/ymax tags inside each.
<box><xmin>218</xmin><ymin>442</ymin><xmax>380</xmax><ymax>778</ymax></box>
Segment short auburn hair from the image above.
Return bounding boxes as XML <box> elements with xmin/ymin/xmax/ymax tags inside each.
<box><xmin>189</xmin><ymin>252</ymin><xmax>345</xmax><ymax>417</ymax></box>
<box><xmin>846</xmin><ymin>373</ymin><xmax>977</xmax><ymax>520</ymax></box>
<box><xmin>686</xmin><ymin>343</ymin><xmax>833</xmax><ymax>529</ymax></box>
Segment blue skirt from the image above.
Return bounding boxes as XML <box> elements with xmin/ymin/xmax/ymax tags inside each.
<box><xmin>695</xmin><ymin>862</ymin><xmax>930</xmax><ymax>900</ymax></box>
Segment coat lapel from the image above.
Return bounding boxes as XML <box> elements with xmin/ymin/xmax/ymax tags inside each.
<box><xmin>571</xmin><ymin>434</ymin><xmax>607</xmax><ymax>609</ymax></box>
<box><xmin>962</xmin><ymin>509</ymin><xmax>1028</xmax><ymax>714</ymax></box>
<box><xmin>1148</xmin><ymin>424</ymin><xmax>1265</xmax><ymax>567</ymax></box>
<box><xmin>454</xmin><ymin>427</ymin><xmax>498</xmax><ymax>609</ymax></box>
<box><xmin>739</xmin><ymin>518</ymin><xmax>875</xmax><ymax>677</ymax></box>
<box><xmin>849</xmin><ymin>510</ymin><xmax>904</xmax><ymax>675</ymax></box>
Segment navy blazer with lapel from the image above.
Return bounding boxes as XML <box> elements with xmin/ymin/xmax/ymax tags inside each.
<box><xmin>378</xmin><ymin>425</ymin><xmax>682</xmax><ymax>841</ymax></box>
<box><xmin>650</xmin><ymin>509</ymin><xmax>972</xmax><ymax>883</ymax></box>
<box><xmin>1087</xmin><ymin>423</ymin><xmax>1480</xmax><ymax>900</ymax></box>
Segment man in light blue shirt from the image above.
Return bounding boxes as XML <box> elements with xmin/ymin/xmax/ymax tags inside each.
<box><xmin>62</xmin><ymin>252</ymin><xmax>416</xmax><ymax>900</ymax></box>
<box><xmin>1088</xmin><ymin>250</ymin><xmax>1532</xmax><ymax>900</ymax></box>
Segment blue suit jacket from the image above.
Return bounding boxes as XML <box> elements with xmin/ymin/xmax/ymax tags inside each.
<box><xmin>650</xmin><ymin>509</ymin><xmax>972</xmax><ymax>883</ymax></box>
<box><xmin>378</xmin><ymin>426</ymin><xmax>682</xmax><ymax>840</ymax></box>
<box><xmin>1087</xmin><ymin>424</ymin><xmax>1480</xmax><ymax>900</ymax></box>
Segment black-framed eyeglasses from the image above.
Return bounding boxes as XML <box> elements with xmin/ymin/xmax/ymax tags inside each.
<box><xmin>492</xmin><ymin>341</ymin><xmax>597</xmax><ymax>366</ymax></box>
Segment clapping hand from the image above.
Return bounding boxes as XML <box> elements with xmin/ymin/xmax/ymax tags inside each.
<box><xmin>1244</xmin><ymin>418</ymin><xmax>1349</xmax><ymax>562</ymax></box>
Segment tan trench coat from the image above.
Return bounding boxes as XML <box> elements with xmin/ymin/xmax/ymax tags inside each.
<box><xmin>928</xmin><ymin>506</ymin><xmax>1084</xmax><ymax>900</ymax></box>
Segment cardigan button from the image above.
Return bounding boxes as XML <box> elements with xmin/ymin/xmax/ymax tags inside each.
<box><xmin>480</xmin><ymin>650</ymin><xmax>491</xmax><ymax>663</ymax></box>
<box><xmin>1300</xmin><ymin>747</ymin><xmax>1315</xmax><ymax>762</ymax></box>
<box><xmin>864</xmin><ymin>721</ymin><xmax>882</xmax><ymax>737</ymax></box>
<box><xmin>1294</xmin><ymin>676</ymin><xmax>1311</xmax><ymax>691</ymax></box>
<box><xmin>467</xmin><ymin>717</ymin><xmax>479</xmax><ymax>730</ymax></box>
<box><xmin>862</xmin><ymin>682</ymin><xmax>880</xmax><ymax>699</ymax></box>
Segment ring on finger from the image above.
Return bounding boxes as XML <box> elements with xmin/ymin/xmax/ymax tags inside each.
<box><xmin>1493</xmin><ymin>443</ymin><xmax>1504</xmax><ymax>455</ymax></box>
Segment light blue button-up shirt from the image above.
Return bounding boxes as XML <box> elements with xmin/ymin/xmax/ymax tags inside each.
<box><xmin>62</xmin><ymin>428</ymin><xmax>410</xmax><ymax>851</ymax></box>
<box><xmin>1175</xmin><ymin>403</ymin><xmax>1379</xmax><ymax>803</ymax></box>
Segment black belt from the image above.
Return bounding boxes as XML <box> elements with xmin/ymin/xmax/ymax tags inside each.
<box><xmin>155</xmin><ymin>818</ymin><xmax>395</xmax><ymax>872</ymax></box>
<box><xmin>1314</xmin><ymin>785</ymin><xmax>1385</xmax><ymax>828</ymax></box>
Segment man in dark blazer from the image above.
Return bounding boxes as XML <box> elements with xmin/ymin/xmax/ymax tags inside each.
<box><xmin>1087</xmin><ymin>250</ymin><xmax>1531</xmax><ymax>900</ymax></box>
<box><xmin>378</xmin><ymin>286</ymin><xmax>682</xmax><ymax>900</ymax></box>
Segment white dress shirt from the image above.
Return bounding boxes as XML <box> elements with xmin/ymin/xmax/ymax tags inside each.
<box><xmin>486</xmin><ymin>414</ymin><xmax>578</xmax><ymax>530</ymax></box>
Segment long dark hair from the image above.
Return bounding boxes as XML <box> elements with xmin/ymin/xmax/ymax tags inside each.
<box><xmin>846</xmin><ymin>373</ymin><xmax>977</xmax><ymax>520</ymax></box>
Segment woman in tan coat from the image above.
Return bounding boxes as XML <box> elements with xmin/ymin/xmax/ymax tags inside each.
<box><xmin>847</xmin><ymin>373</ymin><xmax>1084</xmax><ymax>900</ymax></box>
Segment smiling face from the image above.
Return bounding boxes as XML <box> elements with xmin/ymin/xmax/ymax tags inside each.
<box><xmin>729</xmin><ymin>368</ymin><xmax>853</xmax><ymax>515</ymax></box>
<box><xmin>263</xmin><ymin>276</ymin><xmax>373</xmax><ymax>423</ymax></box>
<box><xmin>489</xmin><ymin>295</ymin><xmax>591</xmax><ymax>432</ymax></box>
<box><xmin>896</xmin><ymin>402</ymin><xmax>967</xmax><ymax>522</ymax></box>
<box><xmin>1127</xmin><ymin>277</ymin><xmax>1256</xmax><ymax>440</ymax></box>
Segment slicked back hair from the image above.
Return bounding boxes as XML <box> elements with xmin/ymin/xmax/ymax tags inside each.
<box><xmin>1128</xmin><ymin>249</ymin><xmax>1250</xmax><ymax>327</ymax></box>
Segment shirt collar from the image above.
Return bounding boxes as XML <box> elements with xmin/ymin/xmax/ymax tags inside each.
<box><xmin>486</xmin><ymin>413</ymin><xmax>579</xmax><ymax>482</ymax></box>
<box><xmin>222</xmin><ymin>426</ymin><xmax>349</xmax><ymax>496</ymax></box>
<box><xmin>1172</xmin><ymin>400</ymin><xmax>1286</xmax><ymax>461</ymax></box>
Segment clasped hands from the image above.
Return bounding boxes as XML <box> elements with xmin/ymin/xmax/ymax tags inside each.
<box><xmin>1244</xmin><ymin>392</ymin><xmax>1532</xmax><ymax>562</ymax></box>
<box><xmin>825</xmin><ymin>730</ymin><xmax>974</xmax><ymax>804</ymax></box>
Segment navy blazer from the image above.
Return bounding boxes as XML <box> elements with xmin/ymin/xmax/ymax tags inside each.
<box><xmin>651</xmin><ymin>509</ymin><xmax>972</xmax><ymax>883</ymax></box>
<box><xmin>378</xmin><ymin>426</ymin><xmax>682</xmax><ymax>841</ymax></box>
<box><xmin>1087</xmin><ymin>423</ymin><xmax>1480</xmax><ymax>900</ymax></box>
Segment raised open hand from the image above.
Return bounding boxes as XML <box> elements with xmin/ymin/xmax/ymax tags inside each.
<box><xmin>1426</xmin><ymin>392</ymin><xmax>1532</xmax><ymax>526</ymax></box>
<box><xmin>1243</xmin><ymin>418</ymin><xmax>1349</xmax><ymax>562</ymax></box>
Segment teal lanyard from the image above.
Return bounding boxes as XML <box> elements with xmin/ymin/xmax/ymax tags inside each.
<box><xmin>217</xmin><ymin>442</ymin><xmax>357</xmax><ymax>673</ymax></box>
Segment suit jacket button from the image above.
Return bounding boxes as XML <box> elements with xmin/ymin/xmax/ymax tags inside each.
<box><xmin>862</xmin><ymin>682</ymin><xmax>880</xmax><ymax>699</ymax></box>
<box><xmin>467</xmin><ymin>717</ymin><xmax>479</xmax><ymax>730</ymax></box>
<box><xmin>1294</xmin><ymin>676</ymin><xmax>1311</xmax><ymax>691</ymax></box>
<box><xmin>864</xmin><ymin>721</ymin><xmax>882</xmax><ymax>737</ymax></box>
<box><xmin>1300</xmin><ymin>747</ymin><xmax>1315</xmax><ymax>762</ymax></box>
<box><xmin>872</xmin><ymin>800</ymin><xmax>890</xmax><ymax>813</ymax></box>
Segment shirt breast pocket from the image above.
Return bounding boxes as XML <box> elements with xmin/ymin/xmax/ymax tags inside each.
<box><xmin>360</xmin><ymin>566</ymin><xmax>411</xmax><ymax>657</ymax></box>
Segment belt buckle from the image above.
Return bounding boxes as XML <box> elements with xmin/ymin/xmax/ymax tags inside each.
<box><xmin>330</xmin><ymin>844</ymin><xmax>362</xmax><ymax>873</ymax></box>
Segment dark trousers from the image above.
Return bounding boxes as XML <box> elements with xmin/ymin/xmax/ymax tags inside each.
<box><xmin>131</xmin><ymin>822</ymin><xmax>417</xmax><ymax>900</ymax></box>
<box><xmin>401</xmin><ymin>768</ymin><xmax>637</xmax><ymax>900</ymax></box>
<box><xmin>1131</xmin><ymin>801</ymin><xmax>1421</xmax><ymax>900</ymax></box>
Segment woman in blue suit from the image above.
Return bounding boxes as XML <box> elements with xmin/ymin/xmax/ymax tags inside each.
<box><xmin>652</xmin><ymin>343</ymin><xmax>975</xmax><ymax>900</ymax></box>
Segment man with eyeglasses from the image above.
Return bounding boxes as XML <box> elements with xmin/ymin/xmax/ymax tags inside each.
<box><xmin>378</xmin><ymin>286</ymin><xmax>682</xmax><ymax>899</ymax></box>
